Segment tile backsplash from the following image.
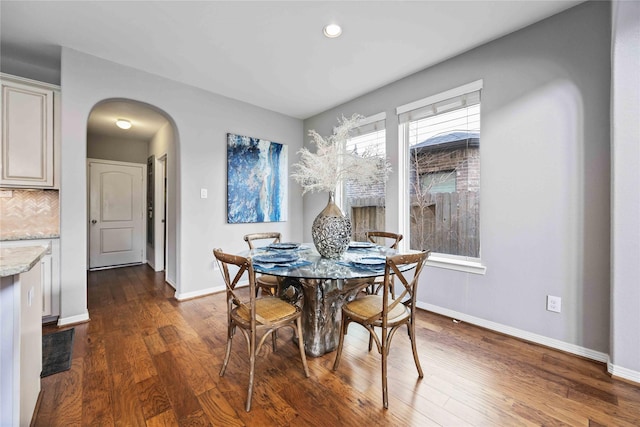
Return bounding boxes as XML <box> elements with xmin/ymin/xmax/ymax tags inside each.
<box><xmin>0</xmin><ymin>189</ymin><xmax>60</xmax><ymax>240</ymax></box>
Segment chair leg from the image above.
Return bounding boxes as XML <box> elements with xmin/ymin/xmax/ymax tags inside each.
<box><xmin>382</xmin><ymin>330</ymin><xmax>389</xmax><ymax>409</ymax></box>
<box><xmin>409</xmin><ymin>321</ymin><xmax>424</xmax><ymax>378</ymax></box>
<box><xmin>220</xmin><ymin>326</ymin><xmax>234</xmax><ymax>376</ymax></box>
<box><xmin>332</xmin><ymin>315</ymin><xmax>347</xmax><ymax>371</ymax></box>
<box><xmin>246</xmin><ymin>333</ymin><xmax>256</xmax><ymax>412</ymax></box>
<box><xmin>272</xmin><ymin>330</ymin><xmax>277</xmax><ymax>352</ymax></box>
<box><xmin>296</xmin><ymin>317</ymin><xmax>310</xmax><ymax>377</ymax></box>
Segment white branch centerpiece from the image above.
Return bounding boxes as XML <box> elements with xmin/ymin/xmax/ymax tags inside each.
<box><xmin>292</xmin><ymin>114</ymin><xmax>391</xmax><ymax>258</ymax></box>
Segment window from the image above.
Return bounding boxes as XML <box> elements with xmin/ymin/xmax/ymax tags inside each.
<box><xmin>398</xmin><ymin>81</ymin><xmax>482</xmax><ymax>260</ymax></box>
<box><xmin>341</xmin><ymin>113</ymin><xmax>386</xmax><ymax>241</ymax></box>
<box><xmin>421</xmin><ymin>170</ymin><xmax>457</xmax><ymax>194</ymax></box>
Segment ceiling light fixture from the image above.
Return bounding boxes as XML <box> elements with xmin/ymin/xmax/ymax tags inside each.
<box><xmin>323</xmin><ymin>23</ymin><xmax>342</xmax><ymax>38</ymax></box>
<box><xmin>115</xmin><ymin>119</ymin><xmax>132</xmax><ymax>130</ymax></box>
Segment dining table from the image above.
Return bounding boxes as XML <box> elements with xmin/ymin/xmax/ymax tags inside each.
<box><xmin>244</xmin><ymin>242</ymin><xmax>415</xmax><ymax>357</ymax></box>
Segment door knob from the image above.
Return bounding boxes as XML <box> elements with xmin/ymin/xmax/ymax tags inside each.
<box><xmin>91</xmin><ymin>219</ymin><xmax>97</xmax><ymax>224</ymax></box>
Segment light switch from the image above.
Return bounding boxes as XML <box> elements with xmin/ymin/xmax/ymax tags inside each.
<box><xmin>200</xmin><ymin>188</ymin><xmax>208</xmax><ymax>199</ymax></box>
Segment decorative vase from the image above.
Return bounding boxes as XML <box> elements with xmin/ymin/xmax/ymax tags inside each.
<box><xmin>312</xmin><ymin>191</ymin><xmax>352</xmax><ymax>258</ymax></box>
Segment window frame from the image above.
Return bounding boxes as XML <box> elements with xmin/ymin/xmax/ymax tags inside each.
<box><xmin>397</xmin><ymin>81</ymin><xmax>486</xmax><ymax>275</ymax></box>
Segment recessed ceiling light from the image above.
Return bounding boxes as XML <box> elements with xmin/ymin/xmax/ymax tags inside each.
<box><xmin>116</xmin><ymin>119</ymin><xmax>132</xmax><ymax>130</ymax></box>
<box><xmin>323</xmin><ymin>23</ymin><xmax>342</xmax><ymax>38</ymax></box>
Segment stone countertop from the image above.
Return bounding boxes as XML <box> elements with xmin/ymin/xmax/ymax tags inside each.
<box><xmin>0</xmin><ymin>233</ymin><xmax>60</xmax><ymax>242</ymax></box>
<box><xmin>0</xmin><ymin>245</ymin><xmax>49</xmax><ymax>277</ymax></box>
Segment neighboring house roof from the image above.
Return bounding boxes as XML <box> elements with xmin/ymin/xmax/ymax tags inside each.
<box><xmin>412</xmin><ymin>131</ymin><xmax>480</xmax><ymax>151</ymax></box>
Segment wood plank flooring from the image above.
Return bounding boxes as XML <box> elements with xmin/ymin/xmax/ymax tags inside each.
<box><xmin>35</xmin><ymin>265</ymin><xmax>640</xmax><ymax>426</ymax></box>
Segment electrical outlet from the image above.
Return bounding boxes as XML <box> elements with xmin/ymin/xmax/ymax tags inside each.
<box><xmin>200</xmin><ymin>188</ymin><xmax>208</xmax><ymax>199</ymax></box>
<box><xmin>547</xmin><ymin>295</ymin><xmax>561</xmax><ymax>313</ymax></box>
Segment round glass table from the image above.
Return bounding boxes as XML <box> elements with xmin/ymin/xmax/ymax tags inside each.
<box><xmin>244</xmin><ymin>243</ymin><xmax>415</xmax><ymax>357</ymax></box>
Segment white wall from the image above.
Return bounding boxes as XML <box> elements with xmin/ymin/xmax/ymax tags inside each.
<box><xmin>305</xmin><ymin>2</ymin><xmax>612</xmax><ymax>358</ymax></box>
<box><xmin>59</xmin><ymin>48</ymin><xmax>304</xmax><ymax>323</ymax></box>
<box><xmin>610</xmin><ymin>0</ymin><xmax>640</xmax><ymax>380</ymax></box>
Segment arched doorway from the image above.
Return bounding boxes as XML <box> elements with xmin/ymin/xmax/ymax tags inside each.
<box><xmin>86</xmin><ymin>99</ymin><xmax>178</xmax><ymax>286</ymax></box>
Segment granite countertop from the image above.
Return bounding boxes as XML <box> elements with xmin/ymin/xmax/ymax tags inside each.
<box><xmin>0</xmin><ymin>233</ymin><xmax>60</xmax><ymax>242</ymax></box>
<box><xmin>0</xmin><ymin>245</ymin><xmax>49</xmax><ymax>277</ymax></box>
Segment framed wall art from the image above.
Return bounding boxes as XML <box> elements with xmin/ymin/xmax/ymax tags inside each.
<box><xmin>226</xmin><ymin>133</ymin><xmax>287</xmax><ymax>223</ymax></box>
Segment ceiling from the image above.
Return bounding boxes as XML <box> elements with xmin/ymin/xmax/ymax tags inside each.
<box><xmin>1</xmin><ymin>1</ymin><xmax>584</xmax><ymax>124</ymax></box>
<box><xmin>87</xmin><ymin>100</ymin><xmax>171</xmax><ymax>141</ymax></box>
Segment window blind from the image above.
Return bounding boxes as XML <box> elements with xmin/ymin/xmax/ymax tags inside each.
<box><xmin>396</xmin><ymin>79</ymin><xmax>483</xmax><ymax>124</ymax></box>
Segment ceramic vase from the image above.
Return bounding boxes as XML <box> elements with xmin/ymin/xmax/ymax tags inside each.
<box><xmin>312</xmin><ymin>191</ymin><xmax>352</xmax><ymax>258</ymax></box>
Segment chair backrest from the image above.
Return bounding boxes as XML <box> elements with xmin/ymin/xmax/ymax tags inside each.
<box><xmin>244</xmin><ymin>232</ymin><xmax>281</xmax><ymax>250</ymax></box>
<box><xmin>366</xmin><ymin>231</ymin><xmax>403</xmax><ymax>249</ymax></box>
<box><xmin>374</xmin><ymin>250</ymin><xmax>429</xmax><ymax>324</ymax></box>
<box><xmin>213</xmin><ymin>248</ymin><xmax>260</xmax><ymax>325</ymax></box>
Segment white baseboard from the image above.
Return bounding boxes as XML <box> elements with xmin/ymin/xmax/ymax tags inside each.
<box><xmin>57</xmin><ymin>311</ymin><xmax>90</xmax><ymax>327</ymax></box>
<box><xmin>175</xmin><ymin>285</ymin><xmax>225</xmax><ymax>301</ymax></box>
<box><xmin>419</xmin><ymin>302</ymin><xmax>640</xmax><ymax>384</ymax></box>
<box><xmin>417</xmin><ymin>301</ymin><xmax>610</xmax><ymax>364</ymax></box>
<box><xmin>608</xmin><ymin>361</ymin><xmax>640</xmax><ymax>384</ymax></box>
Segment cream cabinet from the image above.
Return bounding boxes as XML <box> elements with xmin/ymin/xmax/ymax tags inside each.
<box><xmin>1</xmin><ymin>256</ymin><xmax>43</xmax><ymax>426</ymax></box>
<box><xmin>0</xmin><ymin>239</ymin><xmax>60</xmax><ymax>322</ymax></box>
<box><xmin>0</xmin><ymin>74</ymin><xmax>60</xmax><ymax>189</ymax></box>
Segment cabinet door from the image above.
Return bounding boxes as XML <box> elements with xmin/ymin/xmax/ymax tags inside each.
<box><xmin>0</xmin><ymin>239</ymin><xmax>59</xmax><ymax>321</ymax></box>
<box><xmin>0</xmin><ymin>80</ymin><xmax>54</xmax><ymax>187</ymax></box>
<box><xmin>40</xmin><ymin>254</ymin><xmax>52</xmax><ymax>317</ymax></box>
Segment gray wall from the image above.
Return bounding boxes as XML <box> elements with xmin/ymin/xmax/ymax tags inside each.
<box><xmin>59</xmin><ymin>48</ymin><xmax>304</xmax><ymax>323</ymax></box>
<box><xmin>87</xmin><ymin>134</ymin><xmax>149</xmax><ymax>164</ymax></box>
<box><xmin>610</xmin><ymin>0</ymin><xmax>640</xmax><ymax>376</ymax></box>
<box><xmin>305</xmin><ymin>1</ymin><xmax>612</xmax><ymax>355</ymax></box>
<box><xmin>0</xmin><ymin>54</ymin><xmax>60</xmax><ymax>86</ymax></box>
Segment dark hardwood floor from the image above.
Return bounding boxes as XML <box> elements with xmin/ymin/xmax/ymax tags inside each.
<box><xmin>35</xmin><ymin>265</ymin><xmax>640</xmax><ymax>426</ymax></box>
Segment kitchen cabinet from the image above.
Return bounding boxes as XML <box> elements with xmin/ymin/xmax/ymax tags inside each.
<box><xmin>1</xmin><ymin>246</ymin><xmax>47</xmax><ymax>426</ymax></box>
<box><xmin>0</xmin><ymin>73</ymin><xmax>60</xmax><ymax>189</ymax></box>
<box><xmin>0</xmin><ymin>238</ymin><xmax>60</xmax><ymax>322</ymax></box>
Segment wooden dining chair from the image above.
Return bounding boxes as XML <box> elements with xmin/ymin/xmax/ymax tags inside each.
<box><xmin>244</xmin><ymin>232</ymin><xmax>281</xmax><ymax>296</ymax></box>
<box><xmin>213</xmin><ymin>248</ymin><xmax>310</xmax><ymax>412</ymax></box>
<box><xmin>364</xmin><ymin>231</ymin><xmax>403</xmax><ymax>297</ymax></box>
<box><xmin>332</xmin><ymin>250</ymin><xmax>429</xmax><ymax>409</ymax></box>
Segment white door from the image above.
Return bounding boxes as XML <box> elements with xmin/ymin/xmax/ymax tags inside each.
<box><xmin>89</xmin><ymin>160</ymin><xmax>145</xmax><ymax>269</ymax></box>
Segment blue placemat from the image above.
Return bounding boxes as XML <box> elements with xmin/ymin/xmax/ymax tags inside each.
<box><xmin>254</xmin><ymin>259</ymin><xmax>312</xmax><ymax>271</ymax></box>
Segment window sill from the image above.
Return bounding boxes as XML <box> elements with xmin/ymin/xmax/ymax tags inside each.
<box><xmin>426</xmin><ymin>254</ymin><xmax>487</xmax><ymax>275</ymax></box>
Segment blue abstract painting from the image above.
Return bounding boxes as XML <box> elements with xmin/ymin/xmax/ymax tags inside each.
<box><xmin>227</xmin><ymin>133</ymin><xmax>288</xmax><ymax>223</ymax></box>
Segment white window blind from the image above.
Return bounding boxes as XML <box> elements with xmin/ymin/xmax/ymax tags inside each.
<box><xmin>396</xmin><ymin>79</ymin><xmax>483</xmax><ymax>123</ymax></box>
<box><xmin>398</xmin><ymin>89</ymin><xmax>481</xmax><ymax>125</ymax></box>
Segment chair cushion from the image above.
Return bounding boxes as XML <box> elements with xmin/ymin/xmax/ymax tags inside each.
<box><xmin>234</xmin><ymin>297</ymin><xmax>298</xmax><ymax>324</ymax></box>
<box><xmin>344</xmin><ymin>295</ymin><xmax>409</xmax><ymax>324</ymax></box>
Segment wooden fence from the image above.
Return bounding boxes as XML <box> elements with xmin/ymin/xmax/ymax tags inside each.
<box><xmin>349</xmin><ymin>191</ymin><xmax>479</xmax><ymax>257</ymax></box>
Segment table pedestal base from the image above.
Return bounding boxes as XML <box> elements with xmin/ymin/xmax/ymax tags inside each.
<box><xmin>284</xmin><ymin>278</ymin><xmax>369</xmax><ymax>357</ymax></box>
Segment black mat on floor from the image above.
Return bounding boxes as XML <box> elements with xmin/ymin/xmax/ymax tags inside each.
<box><xmin>41</xmin><ymin>328</ymin><xmax>74</xmax><ymax>378</ymax></box>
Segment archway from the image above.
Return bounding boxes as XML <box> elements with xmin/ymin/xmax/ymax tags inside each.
<box><xmin>86</xmin><ymin>98</ymin><xmax>178</xmax><ymax>287</ymax></box>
